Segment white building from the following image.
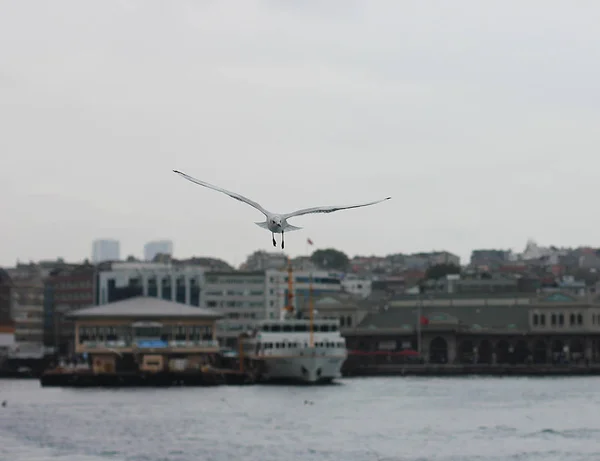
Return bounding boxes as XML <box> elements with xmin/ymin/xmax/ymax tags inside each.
<box><xmin>265</xmin><ymin>269</ymin><xmax>343</xmax><ymax>315</ymax></box>
<box><xmin>144</xmin><ymin>240</ymin><xmax>174</xmax><ymax>261</ymax></box>
<box><xmin>202</xmin><ymin>271</ymin><xmax>270</xmax><ymax>346</ymax></box>
<box><xmin>203</xmin><ymin>269</ymin><xmax>343</xmax><ymax>346</ymax></box>
<box><xmin>92</xmin><ymin>239</ymin><xmax>120</xmax><ymax>263</ymax></box>
<box><xmin>340</xmin><ymin>274</ymin><xmax>372</xmax><ymax>298</ymax></box>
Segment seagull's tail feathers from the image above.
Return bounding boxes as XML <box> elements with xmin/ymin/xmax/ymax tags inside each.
<box><xmin>283</xmin><ymin>223</ymin><xmax>303</xmax><ymax>232</ymax></box>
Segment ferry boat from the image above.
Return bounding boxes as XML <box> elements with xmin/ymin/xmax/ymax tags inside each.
<box><xmin>238</xmin><ymin>260</ymin><xmax>347</xmax><ymax>384</ymax></box>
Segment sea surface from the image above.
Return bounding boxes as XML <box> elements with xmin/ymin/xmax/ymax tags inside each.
<box><xmin>1</xmin><ymin>376</ymin><xmax>599</xmax><ymax>461</ymax></box>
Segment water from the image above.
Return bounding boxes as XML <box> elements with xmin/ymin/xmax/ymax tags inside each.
<box><xmin>1</xmin><ymin>377</ymin><xmax>599</xmax><ymax>461</ymax></box>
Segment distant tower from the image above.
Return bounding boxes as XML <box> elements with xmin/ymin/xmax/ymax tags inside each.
<box><xmin>144</xmin><ymin>240</ymin><xmax>174</xmax><ymax>261</ymax></box>
<box><xmin>92</xmin><ymin>239</ymin><xmax>120</xmax><ymax>263</ymax></box>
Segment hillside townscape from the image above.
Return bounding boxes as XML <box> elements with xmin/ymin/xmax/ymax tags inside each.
<box><xmin>2</xmin><ymin>237</ymin><xmax>600</xmax><ymax>363</ymax></box>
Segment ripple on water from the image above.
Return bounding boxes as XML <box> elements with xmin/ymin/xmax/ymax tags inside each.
<box><xmin>2</xmin><ymin>377</ymin><xmax>600</xmax><ymax>461</ymax></box>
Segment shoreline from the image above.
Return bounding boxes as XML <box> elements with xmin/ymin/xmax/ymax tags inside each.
<box><xmin>2</xmin><ymin>363</ymin><xmax>599</xmax><ymax>386</ymax></box>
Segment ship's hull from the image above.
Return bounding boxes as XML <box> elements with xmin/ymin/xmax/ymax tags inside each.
<box><xmin>250</xmin><ymin>353</ymin><xmax>346</xmax><ymax>384</ymax></box>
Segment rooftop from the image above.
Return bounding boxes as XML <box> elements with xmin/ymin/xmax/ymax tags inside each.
<box><xmin>67</xmin><ymin>296</ymin><xmax>223</xmax><ymax>320</ymax></box>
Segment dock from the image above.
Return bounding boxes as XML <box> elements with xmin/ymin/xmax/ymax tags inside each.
<box><xmin>40</xmin><ymin>365</ymin><xmax>256</xmax><ymax>388</ymax></box>
<box><xmin>342</xmin><ymin>363</ymin><xmax>600</xmax><ymax>377</ymax></box>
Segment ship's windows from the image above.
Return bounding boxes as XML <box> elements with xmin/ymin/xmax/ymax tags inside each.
<box><xmin>304</xmin><ymin>342</ymin><xmax>308</xmax><ymax>348</ymax></box>
<box><xmin>271</xmin><ymin>325</ymin><xmax>281</xmax><ymax>332</ymax></box>
<box><xmin>346</xmin><ymin>316</ymin><xmax>352</xmax><ymax>327</ymax></box>
<box><xmin>262</xmin><ymin>325</ymin><xmax>270</xmax><ymax>332</ymax></box>
<box><xmin>283</xmin><ymin>325</ymin><xmax>292</xmax><ymax>332</ymax></box>
<box><xmin>340</xmin><ymin>316</ymin><xmax>345</xmax><ymax>327</ymax></box>
<box><xmin>331</xmin><ymin>325</ymin><xmax>338</xmax><ymax>332</ymax></box>
<box><xmin>294</xmin><ymin>324</ymin><xmax>308</xmax><ymax>332</ymax></box>
<box><xmin>319</xmin><ymin>325</ymin><xmax>329</xmax><ymax>332</ymax></box>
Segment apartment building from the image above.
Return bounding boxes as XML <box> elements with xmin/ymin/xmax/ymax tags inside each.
<box><xmin>96</xmin><ymin>262</ymin><xmax>204</xmax><ymax>307</ymax></box>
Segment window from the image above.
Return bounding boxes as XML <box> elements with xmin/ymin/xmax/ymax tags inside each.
<box><xmin>346</xmin><ymin>316</ymin><xmax>352</xmax><ymax>327</ymax></box>
<box><xmin>577</xmin><ymin>314</ymin><xmax>583</xmax><ymax>325</ymax></box>
<box><xmin>570</xmin><ymin>314</ymin><xmax>576</xmax><ymax>325</ymax></box>
<box><xmin>551</xmin><ymin>314</ymin><xmax>556</xmax><ymax>326</ymax></box>
<box><xmin>175</xmin><ymin>326</ymin><xmax>186</xmax><ymax>341</ymax></box>
<box><xmin>540</xmin><ymin>314</ymin><xmax>546</xmax><ymax>326</ymax></box>
<box><xmin>558</xmin><ymin>314</ymin><xmax>564</xmax><ymax>326</ymax></box>
<box><xmin>533</xmin><ymin>314</ymin><xmax>539</xmax><ymax>326</ymax></box>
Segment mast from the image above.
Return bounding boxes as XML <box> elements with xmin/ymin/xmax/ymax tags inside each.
<box><xmin>309</xmin><ymin>268</ymin><xmax>314</xmax><ymax>347</ymax></box>
<box><xmin>285</xmin><ymin>257</ymin><xmax>294</xmax><ymax>317</ymax></box>
<box><xmin>416</xmin><ymin>292</ymin><xmax>422</xmax><ymax>355</ymax></box>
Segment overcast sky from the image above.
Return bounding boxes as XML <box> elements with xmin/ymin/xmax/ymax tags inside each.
<box><xmin>1</xmin><ymin>1</ymin><xmax>599</xmax><ymax>268</ymax></box>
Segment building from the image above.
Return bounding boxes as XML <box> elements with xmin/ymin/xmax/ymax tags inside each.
<box><xmin>340</xmin><ymin>274</ymin><xmax>372</xmax><ymax>298</ymax></box>
<box><xmin>470</xmin><ymin>249</ymin><xmax>512</xmax><ymax>268</ymax></box>
<box><xmin>44</xmin><ymin>264</ymin><xmax>95</xmax><ymax>354</ymax></box>
<box><xmin>296</xmin><ymin>292</ymin><xmax>370</xmax><ymax>329</ymax></box>
<box><xmin>267</xmin><ymin>268</ymin><xmax>342</xmax><ymax>314</ymax></box>
<box><xmin>67</xmin><ymin>297</ymin><xmax>222</xmax><ymax>374</ymax></box>
<box><xmin>419</xmin><ymin>273</ymin><xmax>540</xmax><ymax>295</ymax></box>
<box><xmin>240</xmin><ymin>251</ymin><xmax>288</xmax><ymax>271</ymax></box>
<box><xmin>202</xmin><ymin>268</ymin><xmax>343</xmax><ymax>346</ymax></box>
<box><xmin>92</xmin><ymin>239</ymin><xmax>120</xmax><ymax>264</ymax></box>
<box><xmin>0</xmin><ymin>270</ymin><xmax>16</xmax><ymax>360</ymax></box>
<box><xmin>144</xmin><ymin>240</ymin><xmax>174</xmax><ymax>261</ymax></box>
<box><xmin>96</xmin><ymin>262</ymin><xmax>203</xmax><ymax>307</ymax></box>
<box><xmin>6</xmin><ymin>267</ymin><xmax>45</xmax><ymax>349</ymax></box>
<box><xmin>342</xmin><ymin>291</ymin><xmax>600</xmax><ymax>372</ymax></box>
<box><xmin>0</xmin><ymin>269</ymin><xmax>13</xmax><ymax>328</ymax></box>
<box><xmin>202</xmin><ymin>271</ymin><xmax>270</xmax><ymax>346</ymax></box>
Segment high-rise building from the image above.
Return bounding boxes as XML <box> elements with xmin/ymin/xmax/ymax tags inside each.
<box><xmin>92</xmin><ymin>239</ymin><xmax>120</xmax><ymax>263</ymax></box>
<box><xmin>144</xmin><ymin>240</ymin><xmax>174</xmax><ymax>261</ymax></box>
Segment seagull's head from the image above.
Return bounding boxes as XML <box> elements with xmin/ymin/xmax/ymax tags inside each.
<box><xmin>271</xmin><ymin>216</ymin><xmax>283</xmax><ymax>228</ymax></box>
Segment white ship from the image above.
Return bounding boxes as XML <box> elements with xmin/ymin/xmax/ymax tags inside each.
<box><xmin>238</xmin><ymin>259</ymin><xmax>347</xmax><ymax>384</ymax></box>
<box><xmin>240</xmin><ymin>318</ymin><xmax>347</xmax><ymax>384</ymax></box>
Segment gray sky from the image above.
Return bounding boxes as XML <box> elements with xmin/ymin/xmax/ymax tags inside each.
<box><xmin>1</xmin><ymin>1</ymin><xmax>599</xmax><ymax>268</ymax></box>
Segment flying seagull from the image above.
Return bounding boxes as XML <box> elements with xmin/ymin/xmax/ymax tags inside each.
<box><xmin>173</xmin><ymin>169</ymin><xmax>391</xmax><ymax>249</ymax></box>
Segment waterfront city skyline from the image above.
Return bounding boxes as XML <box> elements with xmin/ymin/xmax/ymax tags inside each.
<box><xmin>2</xmin><ymin>2</ymin><xmax>600</xmax><ymax>267</ymax></box>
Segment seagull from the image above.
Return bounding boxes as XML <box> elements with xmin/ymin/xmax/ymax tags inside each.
<box><xmin>173</xmin><ymin>169</ymin><xmax>391</xmax><ymax>249</ymax></box>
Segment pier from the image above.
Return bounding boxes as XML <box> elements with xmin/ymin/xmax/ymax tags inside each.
<box><xmin>343</xmin><ymin>363</ymin><xmax>600</xmax><ymax>377</ymax></box>
<box><xmin>40</xmin><ymin>365</ymin><xmax>255</xmax><ymax>387</ymax></box>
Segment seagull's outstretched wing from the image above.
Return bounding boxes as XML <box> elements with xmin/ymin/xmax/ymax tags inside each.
<box><xmin>283</xmin><ymin>197</ymin><xmax>391</xmax><ymax>219</ymax></box>
<box><xmin>173</xmin><ymin>170</ymin><xmax>269</xmax><ymax>216</ymax></box>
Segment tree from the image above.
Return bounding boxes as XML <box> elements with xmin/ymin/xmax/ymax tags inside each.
<box><xmin>425</xmin><ymin>263</ymin><xmax>461</xmax><ymax>280</ymax></box>
<box><xmin>310</xmin><ymin>249</ymin><xmax>350</xmax><ymax>271</ymax></box>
